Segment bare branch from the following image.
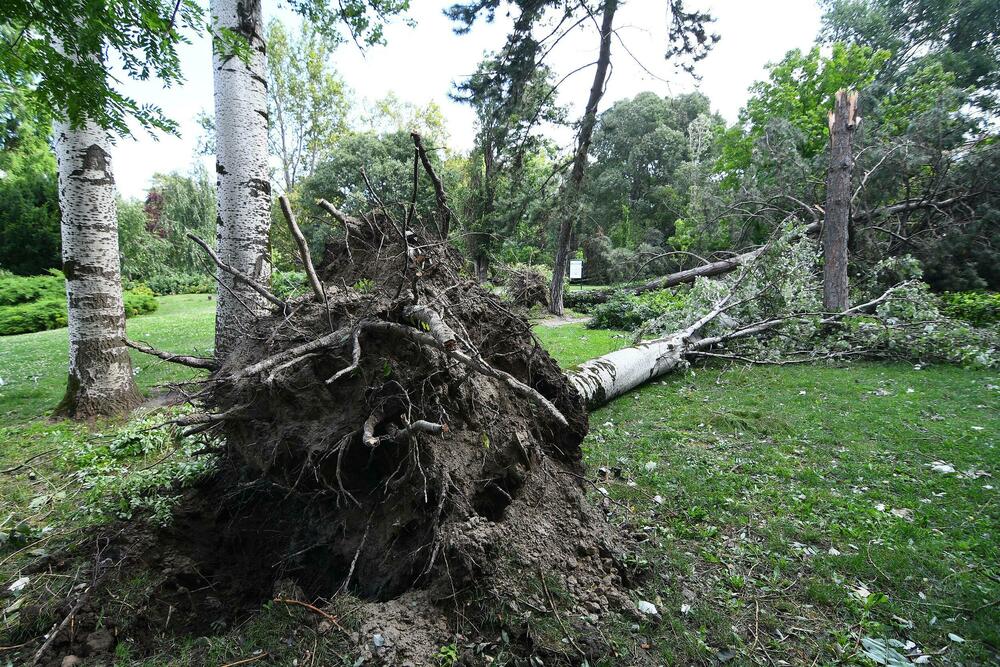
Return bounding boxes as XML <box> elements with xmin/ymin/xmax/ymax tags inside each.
<box><xmin>126</xmin><ymin>339</ymin><xmax>218</xmax><ymax>370</ymax></box>
<box><xmin>233</xmin><ymin>325</ymin><xmax>354</xmax><ymax>381</ymax></box>
<box><xmin>402</xmin><ymin>304</ymin><xmax>458</xmax><ymax>350</ymax></box>
<box><xmin>187</xmin><ymin>233</ymin><xmax>286</xmax><ymax>310</ymax></box>
<box><xmin>278</xmin><ymin>195</ymin><xmax>325</xmax><ymax>303</ymax></box>
<box><xmin>410</xmin><ymin>132</ymin><xmax>454</xmax><ymax>239</ymax></box>
<box><xmin>316</xmin><ymin>198</ymin><xmax>363</xmax><ymax>230</ymax></box>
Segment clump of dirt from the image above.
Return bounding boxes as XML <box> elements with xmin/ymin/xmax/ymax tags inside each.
<box><xmin>15</xmin><ymin>183</ymin><xmax>645</xmax><ymax>666</ymax></box>
<box><xmin>504</xmin><ymin>266</ymin><xmax>550</xmax><ymax>310</ymax></box>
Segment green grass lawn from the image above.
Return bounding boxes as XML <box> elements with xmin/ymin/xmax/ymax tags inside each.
<box><xmin>0</xmin><ymin>294</ymin><xmax>215</xmax><ymax>422</ymax></box>
<box><xmin>1</xmin><ymin>308</ymin><xmax>997</xmax><ymax>664</ymax></box>
<box><xmin>534</xmin><ymin>324</ymin><xmax>1000</xmax><ymax>664</ymax></box>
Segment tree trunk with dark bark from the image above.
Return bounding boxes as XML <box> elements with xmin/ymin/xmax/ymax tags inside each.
<box><xmin>823</xmin><ymin>90</ymin><xmax>859</xmax><ymax>312</ymax></box>
<box><xmin>549</xmin><ymin>0</ymin><xmax>618</xmax><ymax>315</ymax></box>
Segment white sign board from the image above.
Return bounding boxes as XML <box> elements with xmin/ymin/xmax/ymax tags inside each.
<box><xmin>569</xmin><ymin>260</ymin><xmax>583</xmax><ymax>280</ymax></box>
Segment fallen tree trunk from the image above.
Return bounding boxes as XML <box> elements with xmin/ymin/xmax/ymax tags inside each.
<box><xmin>571</xmin><ymin>284</ymin><xmax>901</xmax><ymax>410</ymax></box>
<box><xmin>568</xmin><ymin>190</ymin><xmax>979</xmax><ymax>310</ymax></box>
<box><xmin>566</xmin><ymin>222</ymin><xmax>819</xmax><ymax>308</ymax></box>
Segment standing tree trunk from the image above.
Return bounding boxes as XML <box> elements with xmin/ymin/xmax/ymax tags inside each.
<box><xmin>548</xmin><ymin>0</ymin><xmax>618</xmax><ymax>315</ymax></box>
<box><xmin>823</xmin><ymin>89</ymin><xmax>859</xmax><ymax>312</ymax></box>
<box><xmin>52</xmin><ymin>117</ymin><xmax>142</xmax><ymax>418</ymax></box>
<box><xmin>211</xmin><ymin>0</ymin><xmax>271</xmax><ymax>360</ymax></box>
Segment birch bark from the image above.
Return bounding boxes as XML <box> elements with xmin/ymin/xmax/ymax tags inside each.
<box><xmin>211</xmin><ymin>0</ymin><xmax>272</xmax><ymax>360</ymax></box>
<box><xmin>53</xmin><ymin>118</ymin><xmax>142</xmax><ymax>418</ymax></box>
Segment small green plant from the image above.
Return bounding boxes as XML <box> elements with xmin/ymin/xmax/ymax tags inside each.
<box><xmin>353</xmin><ymin>278</ymin><xmax>374</xmax><ymax>293</ymax></box>
<box><xmin>64</xmin><ymin>414</ymin><xmax>218</xmax><ymax>526</ymax></box>
<box><xmin>588</xmin><ymin>288</ymin><xmax>688</xmax><ymax>330</ymax></box>
<box><xmin>434</xmin><ymin>643</ymin><xmax>459</xmax><ymax>666</ymax></box>
<box><xmin>272</xmin><ymin>269</ymin><xmax>308</xmax><ymax>298</ymax></box>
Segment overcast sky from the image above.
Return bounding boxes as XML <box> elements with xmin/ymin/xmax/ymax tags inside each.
<box><xmin>112</xmin><ymin>0</ymin><xmax>822</xmax><ymax>198</ymax></box>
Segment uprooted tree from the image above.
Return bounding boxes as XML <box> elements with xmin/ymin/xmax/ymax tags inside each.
<box><xmin>109</xmin><ymin>134</ymin><xmax>639</xmax><ymax>665</ymax></box>
<box><xmin>35</xmin><ymin>131</ymin><xmax>979</xmax><ymax>665</ymax></box>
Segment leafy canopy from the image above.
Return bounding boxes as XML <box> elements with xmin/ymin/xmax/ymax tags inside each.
<box><xmin>0</xmin><ymin>2</ymin><xmax>204</xmax><ymax>135</ymax></box>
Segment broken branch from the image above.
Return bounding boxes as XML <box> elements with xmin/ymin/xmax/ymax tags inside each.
<box><xmin>125</xmin><ymin>339</ymin><xmax>218</xmax><ymax>370</ymax></box>
<box><xmin>187</xmin><ymin>233</ymin><xmax>286</xmax><ymax>310</ymax></box>
<box><xmin>278</xmin><ymin>195</ymin><xmax>325</xmax><ymax>303</ymax></box>
<box><xmin>410</xmin><ymin>132</ymin><xmax>453</xmax><ymax>239</ymax></box>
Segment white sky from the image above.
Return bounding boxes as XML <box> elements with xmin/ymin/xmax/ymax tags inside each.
<box><xmin>112</xmin><ymin>0</ymin><xmax>822</xmax><ymax>198</ymax></box>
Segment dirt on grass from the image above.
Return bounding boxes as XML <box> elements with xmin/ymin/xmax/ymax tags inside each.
<box><xmin>9</xmin><ymin>207</ymin><xmax>646</xmax><ymax>666</ymax></box>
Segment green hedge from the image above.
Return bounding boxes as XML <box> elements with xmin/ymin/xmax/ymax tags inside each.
<box><xmin>129</xmin><ymin>273</ymin><xmax>215</xmax><ymax>296</ymax></box>
<box><xmin>0</xmin><ymin>270</ymin><xmax>64</xmax><ymax>306</ymax></box>
<box><xmin>0</xmin><ymin>298</ymin><xmax>67</xmax><ymax>335</ymax></box>
<box><xmin>938</xmin><ymin>291</ymin><xmax>1000</xmax><ymax>327</ymax></box>
<box><xmin>0</xmin><ymin>273</ymin><xmax>158</xmax><ymax>336</ymax></box>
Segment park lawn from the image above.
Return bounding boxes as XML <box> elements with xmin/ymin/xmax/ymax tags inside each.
<box><xmin>0</xmin><ymin>294</ymin><xmax>216</xmax><ymax>423</ymax></box>
<box><xmin>0</xmin><ymin>310</ymin><xmax>996</xmax><ymax>664</ymax></box>
<box><xmin>535</xmin><ymin>324</ymin><xmax>1000</xmax><ymax>665</ymax></box>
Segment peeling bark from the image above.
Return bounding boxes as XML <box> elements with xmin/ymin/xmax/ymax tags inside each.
<box><xmin>212</xmin><ymin>0</ymin><xmax>271</xmax><ymax>360</ymax></box>
<box><xmin>52</xmin><ymin>113</ymin><xmax>141</xmax><ymax>418</ymax></box>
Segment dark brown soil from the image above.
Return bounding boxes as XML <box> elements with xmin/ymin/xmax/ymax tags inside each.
<box><xmin>14</xmin><ymin>207</ymin><xmax>645</xmax><ymax>666</ymax></box>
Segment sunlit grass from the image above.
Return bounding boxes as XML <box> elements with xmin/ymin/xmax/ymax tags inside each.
<box><xmin>0</xmin><ymin>294</ymin><xmax>215</xmax><ymax>422</ymax></box>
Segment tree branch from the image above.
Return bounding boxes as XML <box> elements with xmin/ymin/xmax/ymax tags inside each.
<box><xmin>278</xmin><ymin>195</ymin><xmax>325</xmax><ymax>303</ymax></box>
<box><xmin>125</xmin><ymin>339</ymin><xmax>218</xmax><ymax>370</ymax></box>
<box><xmin>410</xmin><ymin>132</ymin><xmax>454</xmax><ymax>239</ymax></box>
<box><xmin>187</xmin><ymin>233</ymin><xmax>286</xmax><ymax>310</ymax></box>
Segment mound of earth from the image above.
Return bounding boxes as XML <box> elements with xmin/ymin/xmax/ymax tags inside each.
<box><xmin>504</xmin><ymin>266</ymin><xmax>550</xmax><ymax>310</ymax></box>
<box><xmin>15</xmin><ymin>157</ymin><xmax>645</xmax><ymax>666</ymax></box>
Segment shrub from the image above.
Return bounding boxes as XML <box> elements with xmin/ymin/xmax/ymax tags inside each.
<box><xmin>0</xmin><ymin>274</ymin><xmax>158</xmax><ymax>336</ymax></box>
<box><xmin>138</xmin><ymin>272</ymin><xmax>215</xmax><ymax>296</ymax></box>
<box><xmin>938</xmin><ymin>291</ymin><xmax>1000</xmax><ymax>327</ymax></box>
<box><xmin>588</xmin><ymin>288</ymin><xmax>688</xmax><ymax>330</ymax></box>
<box><xmin>0</xmin><ymin>298</ymin><xmax>67</xmax><ymax>335</ymax></box>
<box><xmin>123</xmin><ymin>289</ymin><xmax>158</xmax><ymax>317</ymax></box>
<box><xmin>272</xmin><ymin>270</ymin><xmax>307</xmax><ymax>299</ymax></box>
<box><xmin>605</xmin><ymin>247</ymin><xmax>639</xmax><ymax>284</ymax></box>
<box><xmin>0</xmin><ymin>270</ymin><xmax>64</xmax><ymax>306</ymax></box>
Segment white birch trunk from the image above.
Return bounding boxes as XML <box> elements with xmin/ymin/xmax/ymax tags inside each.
<box><xmin>211</xmin><ymin>0</ymin><xmax>271</xmax><ymax>360</ymax></box>
<box><xmin>53</xmin><ymin>118</ymin><xmax>142</xmax><ymax>418</ymax></box>
<box><xmin>569</xmin><ymin>334</ymin><xmax>687</xmax><ymax>410</ymax></box>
